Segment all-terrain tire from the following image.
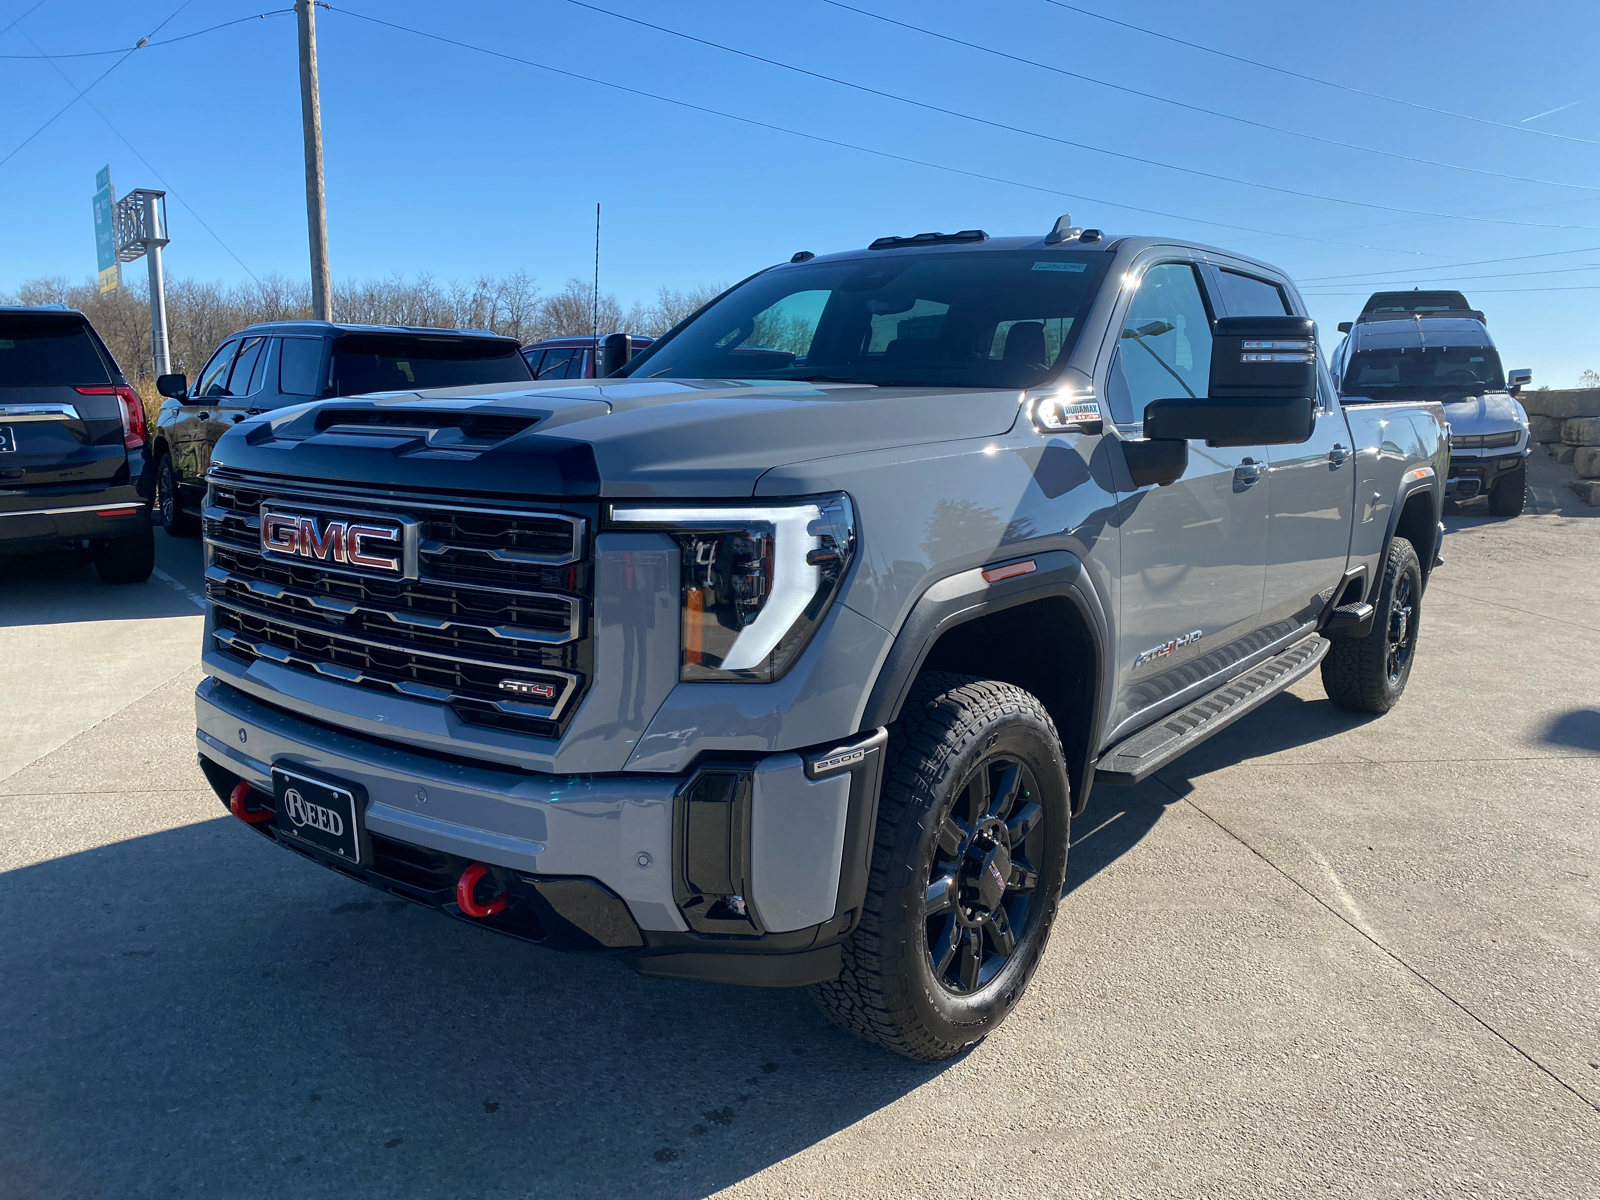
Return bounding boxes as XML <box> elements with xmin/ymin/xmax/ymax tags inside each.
<box><xmin>156</xmin><ymin>453</ymin><xmax>199</xmax><ymax>537</ymax></box>
<box><xmin>1487</xmin><ymin>463</ymin><xmax>1527</xmax><ymax>517</ymax></box>
<box><xmin>810</xmin><ymin>672</ymin><xmax>1071</xmax><ymax>1061</ymax></box>
<box><xmin>94</xmin><ymin>522</ymin><xmax>156</xmax><ymax>584</ymax></box>
<box><xmin>1321</xmin><ymin>537</ymin><xmax>1422</xmax><ymax>714</ymax></box>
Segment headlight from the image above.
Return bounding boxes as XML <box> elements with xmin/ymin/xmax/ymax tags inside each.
<box><xmin>1449</xmin><ymin>434</ymin><xmax>1483</xmax><ymax>449</ymax></box>
<box><xmin>608</xmin><ymin>493</ymin><xmax>856</xmax><ymax>682</ymax></box>
<box><xmin>1482</xmin><ymin>429</ymin><xmax>1522</xmax><ymax>449</ymax></box>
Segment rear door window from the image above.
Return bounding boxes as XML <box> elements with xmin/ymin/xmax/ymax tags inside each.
<box><xmin>0</xmin><ymin>315</ymin><xmax>112</xmax><ymax>386</ymax></box>
<box><xmin>329</xmin><ymin>335</ymin><xmax>533</xmax><ymax>394</ymax></box>
<box><xmin>193</xmin><ymin>340</ymin><xmax>240</xmax><ymax>398</ymax></box>
<box><xmin>278</xmin><ymin>338</ymin><xmax>326</xmax><ymax>396</ymax></box>
<box><xmin>1214</xmin><ymin>269</ymin><xmax>1291</xmax><ymax>316</ymax></box>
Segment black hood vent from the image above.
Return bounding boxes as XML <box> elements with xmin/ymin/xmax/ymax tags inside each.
<box><xmin>312</xmin><ymin>408</ymin><xmax>539</xmax><ymax>444</ymax></box>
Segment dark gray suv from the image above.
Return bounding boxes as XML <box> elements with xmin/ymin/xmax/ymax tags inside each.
<box><xmin>150</xmin><ymin>322</ymin><xmax>532</xmax><ymax>535</ymax></box>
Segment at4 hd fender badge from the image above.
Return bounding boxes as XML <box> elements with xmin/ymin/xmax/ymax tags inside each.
<box><xmin>1136</xmin><ymin>630</ymin><xmax>1202</xmax><ymax>666</ymax></box>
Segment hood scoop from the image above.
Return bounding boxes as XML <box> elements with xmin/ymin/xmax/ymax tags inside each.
<box><xmin>311</xmin><ymin>407</ymin><xmax>540</xmax><ymax>447</ymax></box>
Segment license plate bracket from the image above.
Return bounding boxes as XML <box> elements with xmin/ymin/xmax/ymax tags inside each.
<box><xmin>0</xmin><ymin>426</ymin><xmax>15</xmax><ymax>453</ymax></box>
<box><xmin>273</xmin><ymin>766</ymin><xmax>367</xmax><ymax>865</ymax></box>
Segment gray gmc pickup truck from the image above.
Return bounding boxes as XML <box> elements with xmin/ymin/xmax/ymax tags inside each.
<box><xmin>194</xmin><ymin>219</ymin><xmax>1447</xmax><ymax>1060</ymax></box>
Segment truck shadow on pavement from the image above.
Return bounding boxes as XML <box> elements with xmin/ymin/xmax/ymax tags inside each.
<box><xmin>1066</xmin><ymin>689</ymin><xmax>1379</xmax><ymax>897</ymax></box>
<box><xmin>0</xmin><ymin>548</ymin><xmax>203</xmax><ymax>627</ymax></box>
<box><xmin>1541</xmin><ymin>708</ymin><xmax>1600</xmax><ymax>753</ymax></box>
<box><xmin>0</xmin><ymin>815</ymin><xmax>948</xmax><ymax>1200</ymax></box>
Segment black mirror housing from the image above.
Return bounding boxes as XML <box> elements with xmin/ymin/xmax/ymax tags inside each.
<box><xmin>1209</xmin><ymin>316</ymin><xmax>1316</xmax><ymax>400</ymax></box>
<box><xmin>1145</xmin><ymin>395</ymin><xmax>1316</xmax><ymax>447</ymax></box>
<box><xmin>1122</xmin><ymin>437</ymin><xmax>1189</xmax><ymax>487</ymax></box>
<box><xmin>156</xmin><ymin>373</ymin><xmax>188</xmax><ymax>399</ymax></box>
<box><xmin>600</xmin><ymin>333</ymin><xmax>633</xmax><ymax>377</ymax></box>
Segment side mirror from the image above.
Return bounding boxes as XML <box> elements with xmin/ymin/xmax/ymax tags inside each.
<box><xmin>156</xmin><ymin>372</ymin><xmax>188</xmax><ymax>399</ymax></box>
<box><xmin>1142</xmin><ymin>315</ymin><xmax>1318</xmax><ymax>447</ymax></box>
<box><xmin>1507</xmin><ymin>368</ymin><xmax>1531</xmax><ymax>395</ymax></box>
<box><xmin>600</xmin><ymin>332</ymin><xmax>633</xmax><ymax>377</ymax></box>
<box><xmin>1337</xmin><ymin>321</ymin><xmax>1353</xmax><ymax>334</ymax></box>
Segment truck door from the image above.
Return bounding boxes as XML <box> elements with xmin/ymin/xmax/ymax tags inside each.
<box><xmin>1209</xmin><ymin>266</ymin><xmax>1355</xmax><ymax>629</ymax></box>
<box><xmin>173</xmin><ymin>338</ymin><xmax>239</xmax><ymax>486</ymax></box>
<box><xmin>1263</xmin><ymin>355</ymin><xmax>1354</xmax><ymax>627</ymax></box>
<box><xmin>201</xmin><ymin>335</ymin><xmax>271</xmax><ymax>475</ymax></box>
<box><xmin>1105</xmin><ymin>261</ymin><xmax>1269</xmax><ymax>734</ymax></box>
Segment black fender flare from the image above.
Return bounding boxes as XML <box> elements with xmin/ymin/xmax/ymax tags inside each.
<box><xmin>858</xmin><ymin>549</ymin><xmax>1113</xmax><ymax>816</ymax></box>
<box><xmin>1383</xmin><ymin>471</ymin><xmax>1443</xmax><ymax>589</ymax></box>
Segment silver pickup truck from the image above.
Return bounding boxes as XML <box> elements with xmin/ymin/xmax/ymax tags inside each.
<box><xmin>193</xmin><ymin>218</ymin><xmax>1447</xmax><ymax>1060</ymax></box>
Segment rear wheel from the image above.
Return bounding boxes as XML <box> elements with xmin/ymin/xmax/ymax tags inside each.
<box><xmin>810</xmin><ymin>673</ymin><xmax>1071</xmax><ymax>1061</ymax></box>
<box><xmin>93</xmin><ymin>522</ymin><xmax>155</xmax><ymax>584</ymax></box>
<box><xmin>1321</xmin><ymin>538</ymin><xmax>1422</xmax><ymax>714</ymax></box>
<box><xmin>1487</xmin><ymin>463</ymin><xmax>1527</xmax><ymax>517</ymax></box>
<box><xmin>156</xmin><ymin>453</ymin><xmax>199</xmax><ymax>537</ymax></box>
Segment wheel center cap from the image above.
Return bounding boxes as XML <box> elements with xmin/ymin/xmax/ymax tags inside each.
<box><xmin>966</xmin><ymin>835</ymin><xmax>1010</xmax><ymax>912</ymax></box>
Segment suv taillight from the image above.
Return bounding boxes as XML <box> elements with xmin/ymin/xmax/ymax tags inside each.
<box><xmin>76</xmin><ymin>385</ymin><xmax>147</xmax><ymax>449</ymax></box>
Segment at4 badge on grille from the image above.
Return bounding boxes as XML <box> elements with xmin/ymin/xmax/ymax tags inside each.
<box><xmin>259</xmin><ymin>506</ymin><xmax>418</xmax><ymax>578</ymax></box>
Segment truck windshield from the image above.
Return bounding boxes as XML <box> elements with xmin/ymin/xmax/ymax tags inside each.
<box><xmin>1343</xmin><ymin>346</ymin><xmax>1505</xmax><ymax>396</ymax></box>
<box><xmin>329</xmin><ymin>335</ymin><xmax>532</xmax><ymax>395</ymax></box>
<box><xmin>623</xmin><ymin>250</ymin><xmax>1112</xmax><ymax>389</ymax></box>
<box><xmin>0</xmin><ymin>314</ymin><xmax>111</xmax><ymax>387</ymax></box>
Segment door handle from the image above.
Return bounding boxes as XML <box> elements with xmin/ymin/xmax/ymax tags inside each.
<box><xmin>1328</xmin><ymin>443</ymin><xmax>1350</xmax><ymax>467</ymax></box>
<box><xmin>1233</xmin><ymin>458</ymin><xmax>1266</xmax><ymax>487</ymax></box>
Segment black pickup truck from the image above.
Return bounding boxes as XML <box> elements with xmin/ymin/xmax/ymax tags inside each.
<box><xmin>0</xmin><ymin>306</ymin><xmax>154</xmax><ymax>583</ymax></box>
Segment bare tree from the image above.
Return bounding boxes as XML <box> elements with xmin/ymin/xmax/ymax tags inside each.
<box><xmin>1580</xmin><ymin>369</ymin><xmax>1600</xmax><ymax>389</ymax></box>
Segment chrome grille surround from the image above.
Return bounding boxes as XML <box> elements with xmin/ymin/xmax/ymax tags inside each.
<box><xmin>203</xmin><ymin>471</ymin><xmax>592</xmax><ymax>736</ymax></box>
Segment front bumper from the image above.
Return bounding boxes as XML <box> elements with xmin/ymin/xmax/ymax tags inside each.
<box><xmin>196</xmin><ymin>677</ymin><xmax>885</xmax><ymax>986</ymax></box>
<box><xmin>0</xmin><ymin>481</ymin><xmax>150</xmax><ymax>553</ymax></box>
<box><xmin>1446</xmin><ymin>449</ymin><xmax>1528</xmax><ymax>501</ymax></box>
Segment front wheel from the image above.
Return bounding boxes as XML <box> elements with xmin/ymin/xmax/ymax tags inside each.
<box><xmin>1487</xmin><ymin>463</ymin><xmax>1527</xmax><ymax>517</ymax></box>
<box><xmin>1321</xmin><ymin>538</ymin><xmax>1422</xmax><ymax>714</ymax></box>
<box><xmin>156</xmin><ymin>453</ymin><xmax>199</xmax><ymax>537</ymax></box>
<box><xmin>810</xmin><ymin>673</ymin><xmax>1071</xmax><ymax>1061</ymax></box>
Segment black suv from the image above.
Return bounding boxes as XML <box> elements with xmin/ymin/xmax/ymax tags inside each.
<box><xmin>151</xmin><ymin>322</ymin><xmax>533</xmax><ymax>535</ymax></box>
<box><xmin>0</xmin><ymin>306</ymin><xmax>155</xmax><ymax>583</ymax></box>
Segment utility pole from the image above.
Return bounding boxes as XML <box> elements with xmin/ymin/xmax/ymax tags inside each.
<box><xmin>296</xmin><ymin>0</ymin><xmax>332</xmax><ymax>321</ymax></box>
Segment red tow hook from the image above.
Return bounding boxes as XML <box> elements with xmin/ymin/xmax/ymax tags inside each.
<box><xmin>456</xmin><ymin>862</ymin><xmax>508</xmax><ymax>918</ymax></box>
<box><xmin>229</xmin><ymin>780</ymin><xmax>274</xmax><ymax>825</ymax></box>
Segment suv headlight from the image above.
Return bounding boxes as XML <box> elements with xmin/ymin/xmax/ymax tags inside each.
<box><xmin>608</xmin><ymin>493</ymin><xmax>856</xmax><ymax>682</ymax></box>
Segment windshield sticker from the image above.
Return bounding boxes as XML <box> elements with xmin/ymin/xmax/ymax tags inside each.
<box><xmin>1032</xmin><ymin>261</ymin><xmax>1088</xmax><ymax>272</ymax></box>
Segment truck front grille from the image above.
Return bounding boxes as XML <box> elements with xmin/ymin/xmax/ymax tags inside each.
<box><xmin>203</xmin><ymin>472</ymin><xmax>592</xmax><ymax>738</ymax></box>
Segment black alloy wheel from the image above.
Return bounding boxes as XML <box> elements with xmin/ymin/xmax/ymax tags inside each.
<box><xmin>156</xmin><ymin>454</ymin><xmax>199</xmax><ymax>537</ymax></box>
<box><xmin>925</xmin><ymin>755</ymin><xmax>1045</xmax><ymax>995</ymax></box>
<box><xmin>1385</xmin><ymin>572</ymin><xmax>1417</xmax><ymax>685</ymax></box>
<box><xmin>810</xmin><ymin>673</ymin><xmax>1071</xmax><ymax>1061</ymax></box>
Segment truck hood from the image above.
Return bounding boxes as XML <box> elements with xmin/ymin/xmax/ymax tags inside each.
<box><xmin>1441</xmin><ymin>391</ymin><xmax>1527</xmax><ymax>435</ymax></box>
<box><xmin>212</xmin><ymin>378</ymin><xmax>1027</xmax><ymax>497</ymax></box>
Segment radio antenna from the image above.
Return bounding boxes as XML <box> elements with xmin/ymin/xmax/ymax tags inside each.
<box><xmin>592</xmin><ymin>202</ymin><xmax>600</xmax><ymax>344</ymax></box>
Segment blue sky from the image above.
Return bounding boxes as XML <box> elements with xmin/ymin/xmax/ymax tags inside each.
<box><xmin>2</xmin><ymin>0</ymin><xmax>1597</xmax><ymax>383</ymax></box>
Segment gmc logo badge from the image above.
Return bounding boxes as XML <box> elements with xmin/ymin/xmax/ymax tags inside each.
<box><xmin>260</xmin><ymin>508</ymin><xmax>408</xmax><ymax>576</ymax></box>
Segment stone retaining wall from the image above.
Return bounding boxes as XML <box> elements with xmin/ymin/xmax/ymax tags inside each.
<box><xmin>1519</xmin><ymin>389</ymin><xmax>1600</xmax><ymax>504</ymax></box>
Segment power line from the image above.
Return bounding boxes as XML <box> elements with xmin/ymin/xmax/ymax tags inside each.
<box><xmin>0</xmin><ymin>9</ymin><xmax>291</xmax><ymax>58</ymax></box>
<box><xmin>1302</xmin><ymin>284</ymin><xmax>1600</xmax><ymax>295</ymax></box>
<box><xmin>820</xmin><ymin>0</ymin><xmax>1600</xmax><ymax>196</ymax></box>
<box><xmin>0</xmin><ymin>0</ymin><xmax>262</xmax><ymax>282</ymax></box>
<box><xmin>322</xmin><ymin>5</ymin><xmax>1451</xmax><ymax>256</ymax></box>
<box><xmin>1299</xmin><ymin>262</ymin><xmax>1600</xmax><ymax>287</ymax></box>
<box><xmin>0</xmin><ymin>0</ymin><xmax>50</xmax><ymax>39</ymax></box>
<box><xmin>1300</xmin><ymin>244</ymin><xmax>1600</xmax><ymax>283</ymax></box>
<box><xmin>1039</xmin><ymin>0</ymin><xmax>1600</xmax><ymax>148</ymax></box>
<box><xmin>556</xmin><ymin>0</ymin><xmax>1595</xmax><ymax>231</ymax></box>
<box><xmin>0</xmin><ymin>0</ymin><xmax>197</xmax><ymax>171</ymax></box>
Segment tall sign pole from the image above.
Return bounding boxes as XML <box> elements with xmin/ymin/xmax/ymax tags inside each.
<box><xmin>296</xmin><ymin>0</ymin><xmax>332</xmax><ymax>321</ymax></box>
<box><xmin>113</xmin><ymin>189</ymin><xmax>171</xmax><ymax>377</ymax></box>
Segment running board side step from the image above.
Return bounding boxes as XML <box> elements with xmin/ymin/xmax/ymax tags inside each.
<box><xmin>1095</xmin><ymin>636</ymin><xmax>1330</xmax><ymax>786</ymax></box>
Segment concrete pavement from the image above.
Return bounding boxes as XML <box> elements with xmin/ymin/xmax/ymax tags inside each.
<box><xmin>0</xmin><ymin>499</ymin><xmax>1596</xmax><ymax>1198</ymax></box>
